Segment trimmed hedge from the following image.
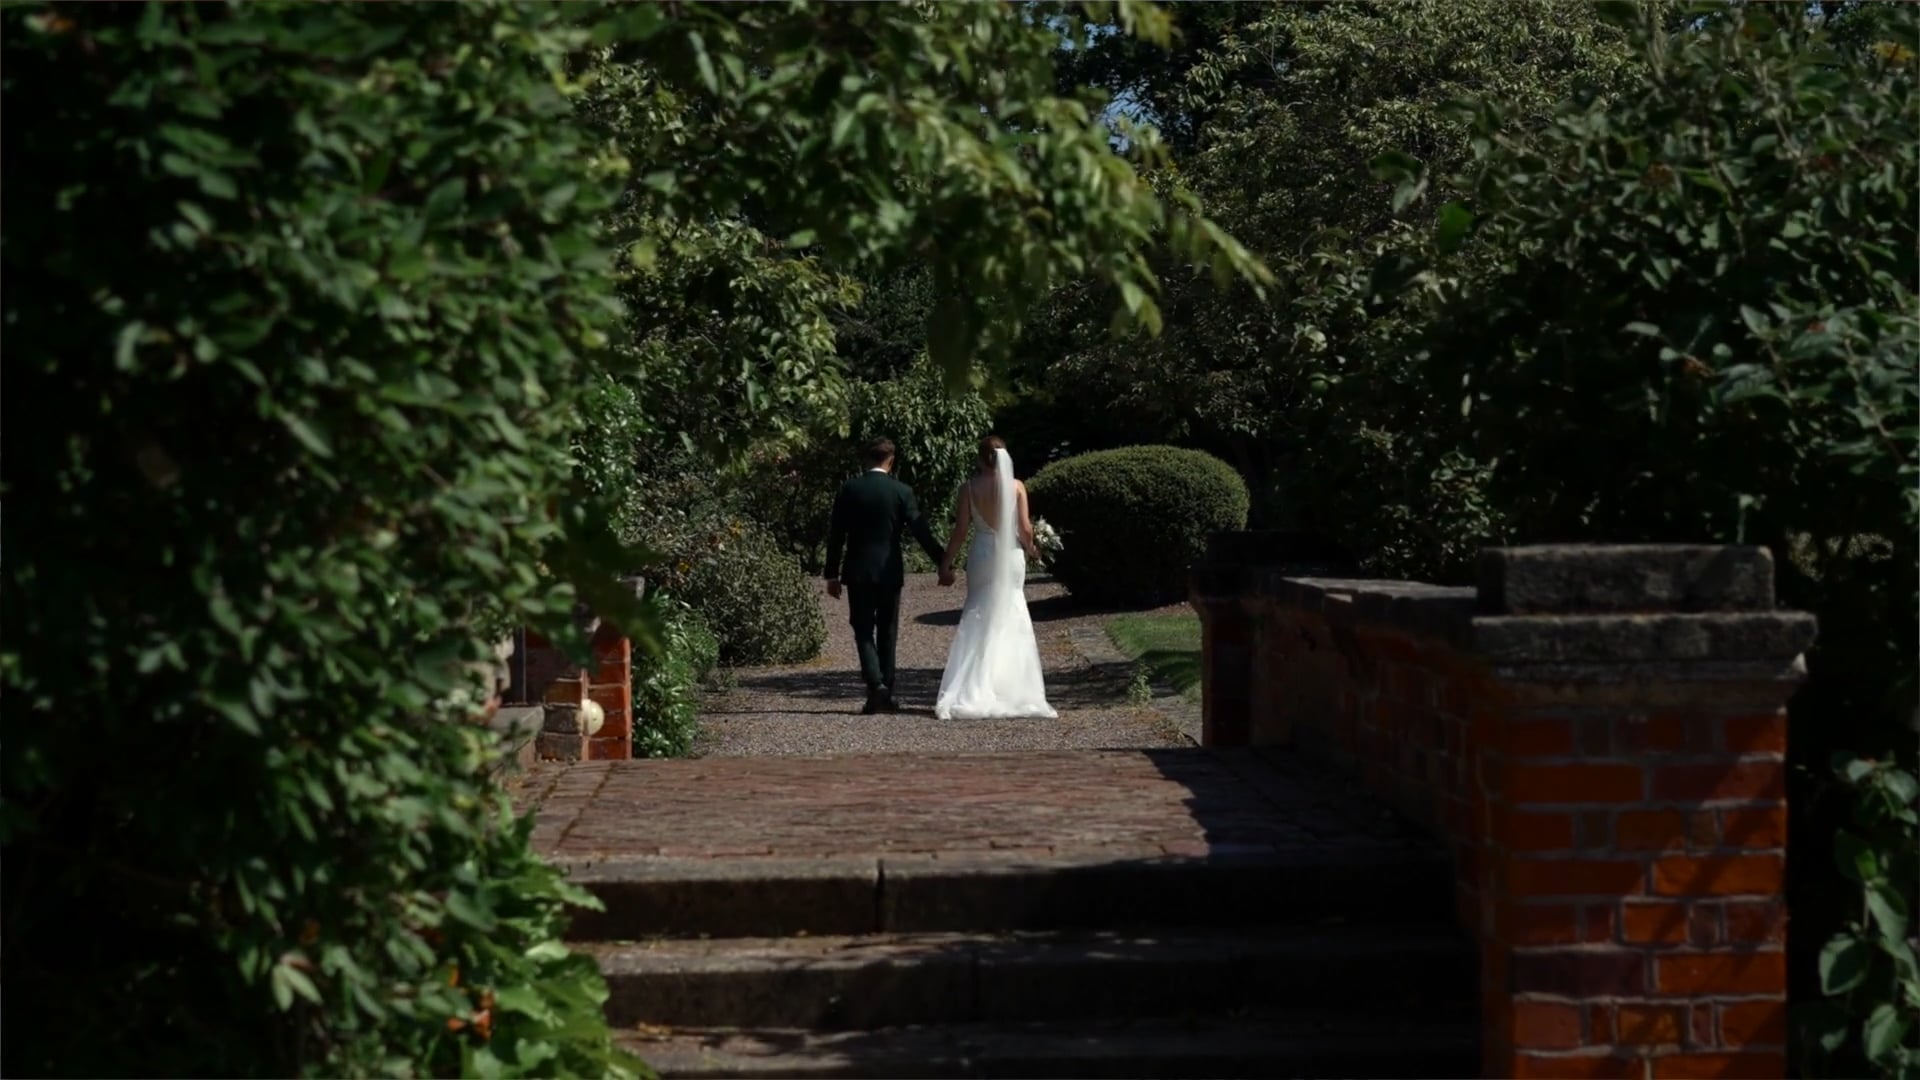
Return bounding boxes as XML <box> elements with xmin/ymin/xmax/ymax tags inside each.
<box><xmin>1028</xmin><ymin>446</ymin><xmax>1249</xmax><ymax>604</ymax></box>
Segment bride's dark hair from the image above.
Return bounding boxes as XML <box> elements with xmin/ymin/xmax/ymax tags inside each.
<box><xmin>976</xmin><ymin>434</ymin><xmax>1007</xmax><ymax>474</ymax></box>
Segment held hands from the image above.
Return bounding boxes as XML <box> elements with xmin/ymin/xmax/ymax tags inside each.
<box><xmin>826</xmin><ymin>578</ymin><xmax>842</xmax><ymax>600</ymax></box>
<box><xmin>937</xmin><ymin>565</ymin><xmax>956</xmax><ymax>587</ymax></box>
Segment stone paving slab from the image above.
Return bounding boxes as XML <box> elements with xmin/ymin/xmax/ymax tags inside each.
<box><xmin>523</xmin><ymin>748</ymin><xmax>1446</xmax><ymax>938</ymax></box>
<box><xmin>523</xmin><ymin>748</ymin><xmax>1423</xmax><ymax>864</ymax></box>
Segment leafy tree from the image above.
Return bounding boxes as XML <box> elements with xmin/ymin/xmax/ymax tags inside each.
<box><xmin>1369</xmin><ymin>6</ymin><xmax>1917</xmax><ymax>1071</ymax></box>
<box><xmin>834</xmin><ymin>264</ymin><xmax>940</xmax><ymax>383</ymax></box>
<box><xmin>1032</xmin><ymin>0</ymin><xmax>1640</xmax><ymax>548</ymax></box>
<box><xmin>1</xmin><ymin>0</ymin><xmax>1266</xmax><ymax>1075</ymax></box>
<box><xmin>582</xmin><ymin>0</ymin><xmax>1265</xmax><ymax>453</ymax></box>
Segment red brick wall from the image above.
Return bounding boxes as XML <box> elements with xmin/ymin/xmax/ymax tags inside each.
<box><xmin>1259</xmin><ymin>609</ymin><xmax>1489</xmax><ymax>931</ymax></box>
<box><xmin>1193</xmin><ymin>547</ymin><xmax>1807</xmax><ymax>1079</ymax></box>
<box><xmin>1483</xmin><ymin>700</ymin><xmax>1790</xmax><ymax>1079</ymax></box>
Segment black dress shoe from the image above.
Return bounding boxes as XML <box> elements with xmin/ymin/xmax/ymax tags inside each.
<box><xmin>861</xmin><ymin>690</ymin><xmax>885</xmax><ymax>715</ymax></box>
<box><xmin>879</xmin><ymin>694</ymin><xmax>901</xmax><ymax>714</ymax></box>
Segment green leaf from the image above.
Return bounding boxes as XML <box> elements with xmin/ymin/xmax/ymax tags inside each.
<box><xmin>1391</xmin><ymin>173</ymin><xmax>1429</xmax><ymax>213</ymax></box>
<box><xmin>1865</xmin><ymin>1002</ymin><xmax>1910</xmax><ymax>1065</ymax></box>
<box><xmin>198</xmin><ymin>169</ymin><xmax>238</xmax><ymax>200</ymax></box>
<box><xmin>387</xmin><ymin>248</ymin><xmax>429</xmax><ymax>282</ymax></box>
<box><xmin>281</xmin><ymin>414</ymin><xmax>334</xmax><ymax>458</ymax></box>
<box><xmin>1801</xmin><ymin>1000</ymin><xmax>1853</xmax><ymax>1053</ymax></box>
<box><xmin>1435</xmin><ymin>202</ymin><xmax>1474</xmax><ymax>253</ymax></box>
<box><xmin>271</xmin><ymin>958</ymin><xmax>322</xmax><ymax>1010</ymax></box>
<box><xmin>424</xmin><ymin>177</ymin><xmax>466</xmax><ymax>223</ymax></box>
<box><xmin>1820</xmin><ymin>933</ymin><xmax>1872</xmax><ymax>995</ymax></box>
<box><xmin>444</xmin><ymin>890</ymin><xmax>497</xmax><ymax>931</ymax></box>
<box><xmin>177</xmin><ymin>201</ymin><xmax>213</xmax><ymax>235</ymax></box>
<box><xmin>1881</xmin><ymin>769</ymin><xmax>1919</xmax><ymax>807</ymax></box>
<box><xmin>1868</xmin><ymin>880</ymin><xmax>1910</xmax><ymax>941</ymax></box>
<box><xmin>115</xmin><ymin>320</ymin><xmax>147</xmax><ymax>371</ymax></box>
<box><xmin>362</xmin><ymin>149</ymin><xmax>391</xmax><ymax>194</ymax></box>
<box><xmin>1370</xmin><ymin>151</ymin><xmax>1422</xmax><ymax>183</ymax></box>
<box><xmin>1838</xmin><ymin>753</ymin><xmax>1880</xmax><ymax>784</ymax></box>
<box><xmin>688</xmin><ymin>32</ymin><xmax>720</xmax><ymax>93</ymax></box>
<box><xmin>1836</xmin><ymin>829</ymin><xmax>1883</xmax><ymax>883</ymax></box>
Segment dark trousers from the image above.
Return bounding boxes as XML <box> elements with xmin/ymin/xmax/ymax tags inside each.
<box><xmin>844</xmin><ymin>584</ymin><xmax>901</xmax><ymax>693</ymax></box>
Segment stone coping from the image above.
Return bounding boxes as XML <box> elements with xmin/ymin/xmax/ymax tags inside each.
<box><xmin>1477</xmin><ymin>544</ymin><xmax>1776</xmax><ymax>614</ymax></box>
<box><xmin>1224</xmin><ymin>574</ymin><xmax>1814</xmax><ymax>665</ymax></box>
<box><xmin>1191</xmin><ymin>541</ymin><xmax>1814</xmax><ymax>665</ymax></box>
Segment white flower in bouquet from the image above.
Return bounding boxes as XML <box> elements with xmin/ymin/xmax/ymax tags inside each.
<box><xmin>1031</xmin><ymin>517</ymin><xmax>1064</xmax><ymax>567</ymax></box>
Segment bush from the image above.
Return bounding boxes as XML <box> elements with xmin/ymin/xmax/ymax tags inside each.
<box><xmin>729</xmin><ymin>436</ymin><xmax>847</xmax><ymax>572</ymax></box>
<box><xmin>0</xmin><ymin>4</ymin><xmax>642</xmax><ymax>1076</ymax></box>
<box><xmin>631</xmin><ymin>601</ymin><xmax>717</xmax><ymax>758</ymax></box>
<box><xmin>652</xmin><ymin>525</ymin><xmax>826</xmax><ymax>667</ymax></box>
<box><xmin>1028</xmin><ymin>446</ymin><xmax>1249</xmax><ymax>604</ymax></box>
<box><xmin>618</xmin><ymin>453</ymin><xmax>827</xmax><ymax>667</ymax></box>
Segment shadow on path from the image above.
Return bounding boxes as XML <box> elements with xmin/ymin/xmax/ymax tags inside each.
<box><xmin>913</xmin><ymin>589</ymin><xmax>1157</xmax><ymax>628</ymax></box>
<box><xmin>718</xmin><ymin>664</ymin><xmax>1134</xmax><ymax>713</ymax></box>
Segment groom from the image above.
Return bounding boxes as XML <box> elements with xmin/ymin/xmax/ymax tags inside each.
<box><xmin>824</xmin><ymin>438</ymin><xmax>953</xmax><ymax>714</ymax></box>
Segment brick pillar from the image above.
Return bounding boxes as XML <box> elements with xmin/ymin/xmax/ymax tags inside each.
<box><xmin>586</xmin><ymin>629</ymin><xmax>631</xmax><ymax>761</ymax></box>
<box><xmin>1470</xmin><ymin>546</ymin><xmax>1810</xmax><ymax>1079</ymax></box>
<box><xmin>520</xmin><ymin>578</ymin><xmax>642</xmax><ymax>763</ymax></box>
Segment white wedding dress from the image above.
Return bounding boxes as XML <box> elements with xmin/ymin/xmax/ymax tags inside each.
<box><xmin>934</xmin><ymin>449</ymin><xmax>1058</xmax><ymax>720</ymax></box>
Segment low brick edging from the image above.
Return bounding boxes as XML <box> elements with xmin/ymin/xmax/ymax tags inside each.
<box><xmin>1192</xmin><ymin>542</ymin><xmax>1810</xmax><ymax>1079</ymax></box>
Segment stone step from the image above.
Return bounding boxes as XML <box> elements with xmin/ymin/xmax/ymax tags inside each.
<box><xmin>594</xmin><ymin>924</ymin><xmax>1473</xmax><ymax>1030</ymax></box>
<box><xmin>561</xmin><ymin>849</ymin><xmax>1453</xmax><ymax>941</ymax></box>
<box><xmin>618</xmin><ymin>1013</ymin><xmax>1480</xmax><ymax>1079</ymax></box>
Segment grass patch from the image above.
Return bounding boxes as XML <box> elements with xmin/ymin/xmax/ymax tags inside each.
<box><xmin>1106</xmin><ymin>612</ymin><xmax>1202</xmax><ymax>701</ymax></box>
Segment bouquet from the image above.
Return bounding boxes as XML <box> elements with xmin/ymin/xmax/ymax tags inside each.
<box><xmin>1031</xmin><ymin>517</ymin><xmax>1064</xmax><ymax>570</ymax></box>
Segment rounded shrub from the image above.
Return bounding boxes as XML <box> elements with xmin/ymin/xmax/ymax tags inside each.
<box><xmin>1028</xmin><ymin>446</ymin><xmax>1250</xmax><ymax>604</ymax></box>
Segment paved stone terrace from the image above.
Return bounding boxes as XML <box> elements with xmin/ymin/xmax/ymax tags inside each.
<box><xmin>521</xmin><ymin>747</ymin><xmax>1429</xmax><ymax>863</ymax></box>
<box><xmin>691</xmin><ymin>574</ymin><xmax>1190</xmax><ymax>756</ymax></box>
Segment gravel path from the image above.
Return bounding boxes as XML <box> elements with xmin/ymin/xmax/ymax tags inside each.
<box><xmin>693</xmin><ymin>574</ymin><xmax>1190</xmax><ymax>756</ymax></box>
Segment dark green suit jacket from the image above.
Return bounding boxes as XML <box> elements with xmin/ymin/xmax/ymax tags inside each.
<box><xmin>825</xmin><ymin>469</ymin><xmax>945</xmax><ymax>587</ymax></box>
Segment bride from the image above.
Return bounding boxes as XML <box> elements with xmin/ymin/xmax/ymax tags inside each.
<box><xmin>934</xmin><ymin>436</ymin><xmax>1058</xmax><ymax>720</ymax></box>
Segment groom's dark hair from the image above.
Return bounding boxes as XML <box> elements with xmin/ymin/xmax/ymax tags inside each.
<box><xmin>860</xmin><ymin>437</ymin><xmax>896</xmax><ymax>467</ymax></box>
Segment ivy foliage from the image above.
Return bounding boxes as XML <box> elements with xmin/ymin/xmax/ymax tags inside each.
<box><xmin>1</xmin><ymin>3</ymin><xmax>646</xmax><ymax>1076</ymax></box>
<box><xmin>1812</xmin><ymin>754</ymin><xmax>1920</xmax><ymax>1077</ymax></box>
<box><xmin>1</xmin><ymin>0</ymin><xmax>1265</xmax><ymax>1075</ymax></box>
